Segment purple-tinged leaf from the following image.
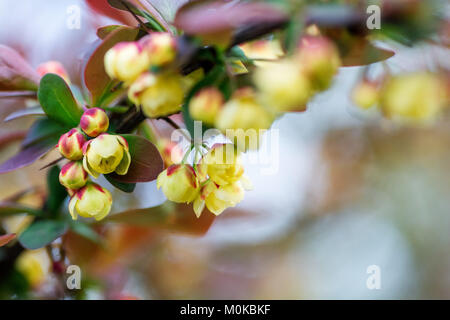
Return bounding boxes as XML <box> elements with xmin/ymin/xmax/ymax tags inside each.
<box><xmin>0</xmin><ymin>137</ymin><xmax>57</xmax><ymax>174</ymax></box>
<box><xmin>4</xmin><ymin>105</ymin><xmax>44</xmax><ymax>122</ymax></box>
<box><xmin>0</xmin><ymin>202</ymin><xmax>43</xmax><ymax>217</ymax></box>
<box><xmin>0</xmin><ymin>45</ymin><xmax>40</xmax><ymax>91</ymax></box>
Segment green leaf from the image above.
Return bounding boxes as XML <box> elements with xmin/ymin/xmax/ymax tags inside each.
<box><xmin>96</xmin><ymin>25</ymin><xmax>122</xmax><ymax>39</ymax></box>
<box><xmin>38</xmin><ymin>74</ymin><xmax>82</xmax><ymax>127</ymax></box>
<box><xmin>105</xmin><ymin>175</ymin><xmax>136</xmax><ymax>193</ymax></box>
<box><xmin>69</xmin><ymin>221</ymin><xmax>102</xmax><ymax>244</ymax></box>
<box><xmin>102</xmin><ymin>201</ymin><xmax>216</xmax><ymax>236</ymax></box>
<box><xmin>107</xmin><ymin>134</ymin><xmax>163</xmax><ymax>183</ymax></box>
<box><xmin>22</xmin><ymin>118</ymin><xmax>68</xmax><ymax>148</ymax></box>
<box><xmin>0</xmin><ymin>203</ymin><xmax>43</xmax><ymax>217</ymax></box>
<box><xmin>44</xmin><ymin>166</ymin><xmax>68</xmax><ymax>216</ymax></box>
<box><xmin>19</xmin><ymin>220</ymin><xmax>68</xmax><ymax>250</ymax></box>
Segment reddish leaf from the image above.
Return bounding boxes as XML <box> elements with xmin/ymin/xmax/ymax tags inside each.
<box><xmin>0</xmin><ymin>137</ymin><xmax>57</xmax><ymax>174</ymax></box>
<box><xmin>107</xmin><ymin>134</ymin><xmax>164</xmax><ymax>183</ymax></box>
<box><xmin>341</xmin><ymin>41</ymin><xmax>395</xmax><ymax>67</ymax></box>
<box><xmin>96</xmin><ymin>25</ymin><xmax>122</xmax><ymax>39</ymax></box>
<box><xmin>104</xmin><ymin>201</ymin><xmax>216</xmax><ymax>235</ymax></box>
<box><xmin>85</xmin><ymin>0</ymin><xmax>135</xmax><ymax>25</ymax></box>
<box><xmin>174</xmin><ymin>0</ymin><xmax>288</xmax><ymax>46</ymax></box>
<box><xmin>0</xmin><ymin>45</ymin><xmax>40</xmax><ymax>91</ymax></box>
<box><xmin>0</xmin><ymin>234</ymin><xmax>16</xmax><ymax>247</ymax></box>
<box><xmin>83</xmin><ymin>26</ymin><xmax>139</xmax><ymax>106</ymax></box>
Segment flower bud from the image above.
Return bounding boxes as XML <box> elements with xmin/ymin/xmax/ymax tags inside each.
<box><xmin>352</xmin><ymin>80</ymin><xmax>379</xmax><ymax>109</ymax></box>
<box><xmin>157</xmin><ymin>164</ymin><xmax>199</xmax><ymax>203</ymax></box>
<box><xmin>128</xmin><ymin>72</ymin><xmax>184</xmax><ymax>118</ymax></box>
<box><xmin>193</xmin><ymin>180</ymin><xmax>245</xmax><ymax>217</ymax></box>
<box><xmin>58</xmin><ymin>128</ymin><xmax>86</xmax><ymax>160</ymax></box>
<box><xmin>140</xmin><ymin>32</ymin><xmax>177</xmax><ymax>67</ymax></box>
<box><xmin>189</xmin><ymin>87</ymin><xmax>224</xmax><ymax>125</ymax></box>
<box><xmin>104</xmin><ymin>41</ymin><xmax>150</xmax><ymax>82</ymax></box>
<box><xmin>157</xmin><ymin>138</ymin><xmax>183</xmax><ymax>167</ymax></box>
<box><xmin>240</xmin><ymin>39</ymin><xmax>284</xmax><ymax>68</ymax></box>
<box><xmin>15</xmin><ymin>249</ymin><xmax>51</xmax><ymax>287</ymax></box>
<box><xmin>296</xmin><ymin>35</ymin><xmax>341</xmax><ymax>91</ymax></box>
<box><xmin>80</xmin><ymin>107</ymin><xmax>109</xmax><ymax>137</ymax></box>
<box><xmin>83</xmin><ymin>133</ymin><xmax>131</xmax><ymax>178</ymax></box>
<box><xmin>215</xmin><ymin>88</ymin><xmax>274</xmax><ymax>151</ymax></box>
<box><xmin>380</xmin><ymin>72</ymin><xmax>447</xmax><ymax>122</ymax></box>
<box><xmin>59</xmin><ymin>161</ymin><xmax>88</xmax><ymax>190</ymax></box>
<box><xmin>36</xmin><ymin>61</ymin><xmax>70</xmax><ymax>84</ymax></box>
<box><xmin>199</xmin><ymin>144</ymin><xmax>244</xmax><ymax>186</ymax></box>
<box><xmin>254</xmin><ymin>58</ymin><xmax>312</xmax><ymax>112</ymax></box>
<box><xmin>69</xmin><ymin>182</ymin><xmax>112</xmax><ymax>221</ymax></box>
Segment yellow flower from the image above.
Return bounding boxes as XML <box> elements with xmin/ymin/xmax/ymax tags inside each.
<box><xmin>296</xmin><ymin>35</ymin><xmax>341</xmax><ymax>91</ymax></box>
<box><xmin>59</xmin><ymin>161</ymin><xmax>88</xmax><ymax>190</ymax></box>
<box><xmin>380</xmin><ymin>72</ymin><xmax>447</xmax><ymax>122</ymax></box>
<box><xmin>193</xmin><ymin>180</ymin><xmax>248</xmax><ymax>217</ymax></box>
<box><xmin>80</xmin><ymin>107</ymin><xmax>109</xmax><ymax>137</ymax></box>
<box><xmin>352</xmin><ymin>80</ymin><xmax>379</xmax><ymax>109</ymax></box>
<box><xmin>215</xmin><ymin>89</ymin><xmax>274</xmax><ymax>151</ymax></box>
<box><xmin>83</xmin><ymin>133</ymin><xmax>131</xmax><ymax>178</ymax></box>
<box><xmin>139</xmin><ymin>32</ymin><xmax>177</xmax><ymax>67</ymax></box>
<box><xmin>69</xmin><ymin>182</ymin><xmax>112</xmax><ymax>221</ymax></box>
<box><xmin>199</xmin><ymin>144</ymin><xmax>244</xmax><ymax>186</ymax></box>
<box><xmin>16</xmin><ymin>249</ymin><xmax>51</xmax><ymax>287</ymax></box>
<box><xmin>254</xmin><ymin>58</ymin><xmax>312</xmax><ymax>112</ymax></box>
<box><xmin>157</xmin><ymin>138</ymin><xmax>183</xmax><ymax>168</ymax></box>
<box><xmin>104</xmin><ymin>41</ymin><xmax>150</xmax><ymax>82</ymax></box>
<box><xmin>189</xmin><ymin>87</ymin><xmax>224</xmax><ymax>125</ymax></box>
<box><xmin>58</xmin><ymin>128</ymin><xmax>86</xmax><ymax>161</ymax></box>
<box><xmin>240</xmin><ymin>39</ymin><xmax>284</xmax><ymax>67</ymax></box>
<box><xmin>128</xmin><ymin>72</ymin><xmax>184</xmax><ymax>118</ymax></box>
<box><xmin>157</xmin><ymin>164</ymin><xmax>199</xmax><ymax>203</ymax></box>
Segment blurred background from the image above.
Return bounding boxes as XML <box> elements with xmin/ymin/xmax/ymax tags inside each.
<box><xmin>1</xmin><ymin>0</ymin><xmax>450</xmax><ymax>299</ymax></box>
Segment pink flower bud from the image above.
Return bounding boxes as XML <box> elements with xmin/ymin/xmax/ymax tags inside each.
<box><xmin>80</xmin><ymin>107</ymin><xmax>109</xmax><ymax>137</ymax></box>
<box><xmin>58</xmin><ymin>128</ymin><xmax>86</xmax><ymax>160</ymax></box>
<box><xmin>59</xmin><ymin>161</ymin><xmax>88</xmax><ymax>190</ymax></box>
<box><xmin>37</xmin><ymin>61</ymin><xmax>70</xmax><ymax>84</ymax></box>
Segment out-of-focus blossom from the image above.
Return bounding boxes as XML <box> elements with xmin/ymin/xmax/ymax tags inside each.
<box><xmin>15</xmin><ymin>249</ymin><xmax>51</xmax><ymax>287</ymax></box>
<box><xmin>128</xmin><ymin>72</ymin><xmax>184</xmax><ymax>118</ymax></box>
<box><xmin>36</xmin><ymin>61</ymin><xmax>70</xmax><ymax>84</ymax></box>
<box><xmin>139</xmin><ymin>32</ymin><xmax>177</xmax><ymax>67</ymax></box>
<box><xmin>352</xmin><ymin>80</ymin><xmax>380</xmax><ymax>109</ymax></box>
<box><xmin>189</xmin><ymin>87</ymin><xmax>224</xmax><ymax>126</ymax></box>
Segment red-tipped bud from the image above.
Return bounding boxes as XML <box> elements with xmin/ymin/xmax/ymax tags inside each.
<box><xmin>189</xmin><ymin>87</ymin><xmax>224</xmax><ymax>125</ymax></box>
<box><xmin>59</xmin><ymin>161</ymin><xmax>88</xmax><ymax>190</ymax></box>
<box><xmin>140</xmin><ymin>32</ymin><xmax>177</xmax><ymax>67</ymax></box>
<box><xmin>80</xmin><ymin>107</ymin><xmax>109</xmax><ymax>137</ymax></box>
<box><xmin>58</xmin><ymin>128</ymin><xmax>86</xmax><ymax>160</ymax></box>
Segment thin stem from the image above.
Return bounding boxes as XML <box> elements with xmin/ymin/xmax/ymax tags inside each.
<box><xmin>120</xmin><ymin>0</ymin><xmax>152</xmax><ymax>33</ymax></box>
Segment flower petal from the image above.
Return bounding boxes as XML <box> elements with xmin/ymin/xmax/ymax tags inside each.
<box><xmin>83</xmin><ymin>155</ymin><xmax>100</xmax><ymax>179</ymax></box>
<box><xmin>115</xmin><ymin>148</ymin><xmax>131</xmax><ymax>175</ymax></box>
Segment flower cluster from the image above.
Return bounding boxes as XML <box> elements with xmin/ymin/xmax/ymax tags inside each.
<box><xmin>104</xmin><ymin>32</ymin><xmax>191</xmax><ymax>118</ymax></box>
<box><xmin>157</xmin><ymin>144</ymin><xmax>251</xmax><ymax>217</ymax></box>
<box><xmin>352</xmin><ymin>72</ymin><xmax>449</xmax><ymax>123</ymax></box>
<box><xmin>188</xmin><ymin>36</ymin><xmax>342</xmax><ymax>151</ymax></box>
<box><xmin>57</xmin><ymin>107</ymin><xmax>131</xmax><ymax>220</ymax></box>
